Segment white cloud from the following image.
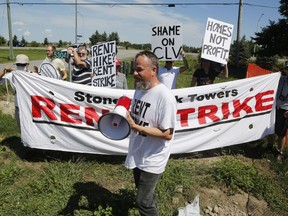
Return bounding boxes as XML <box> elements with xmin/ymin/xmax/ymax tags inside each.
<box><xmin>43</xmin><ymin>29</ymin><xmax>53</xmax><ymax>38</ymax></box>
<box><xmin>13</xmin><ymin>21</ymin><xmax>26</xmax><ymax>32</ymax></box>
<box><xmin>24</xmin><ymin>30</ymin><xmax>31</xmax><ymax>37</ymax></box>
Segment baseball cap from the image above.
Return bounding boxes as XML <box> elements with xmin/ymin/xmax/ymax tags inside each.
<box><xmin>15</xmin><ymin>54</ymin><xmax>29</xmax><ymax>64</ymax></box>
<box><xmin>284</xmin><ymin>61</ymin><xmax>288</xmax><ymax>68</ymax></box>
<box><xmin>116</xmin><ymin>59</ymin><xmax>121</xmax><ymax>66</ymax></box>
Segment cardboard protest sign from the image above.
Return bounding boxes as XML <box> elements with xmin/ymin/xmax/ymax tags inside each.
<box><xmin>91</xmin><ymin>41</ymin><xmax>116</xmax><ymax>87</ymax></box>
<box><xmin>151</xmin><ymin>24</ymin><xmax>182</xmax><ymax>61</ymax></box>
<box><xmin>202</xmin><ymin>18</ymin><xmax>234</xmax><ymax>64</ymax></box>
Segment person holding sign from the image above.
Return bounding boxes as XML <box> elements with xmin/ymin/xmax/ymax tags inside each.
<box><xmin>157</xmin><ymin>49</ymin><xmax>188</xmax><ymax>89</ymax></box>
<box><xmin>41</xmin><ymin>45</ymin><xmax>67</xmax><ymax>80</ymax></box>
<box><xmin>191</xmin><ymin>58</ymin><xmax>228</xmax><ymax>86</ymax></box>
<box><xmin>67</xmin><ymin>45</ymin><xmax>92</xmax><ymax>85</ymax></box>
<box><xmin>125</xmin><ymin>51</ymin><xmax>176</xmax><ymax>216</ymax></box>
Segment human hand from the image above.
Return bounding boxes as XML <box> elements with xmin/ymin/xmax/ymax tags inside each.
<box><xmin>67</xmin><ymin>47</ymin><xmax>74</xmax><ymax>55</ymax></box>
<box><xmin>33</xmin><ymin>66</ymin><xmax>38</xmax><ymax>73</ymax></box>
<box><xmin>126</xmin><ymin>111</ymin><xmax>137</xmax><ymax>131</ymax></box>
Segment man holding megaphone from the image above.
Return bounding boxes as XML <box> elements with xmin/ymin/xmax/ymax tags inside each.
<box><xmin>124</xmin><ymin>50</ymin><xmax>177</xmax><ymax>216</ymax></box>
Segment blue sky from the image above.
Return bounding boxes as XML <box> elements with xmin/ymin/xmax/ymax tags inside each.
<box><xmin>0</xmin><ymin>0</ymin><xmax>282</xmax><ymax>47</ymax></box>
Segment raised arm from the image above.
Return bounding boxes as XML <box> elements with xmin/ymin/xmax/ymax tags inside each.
<box><xmin>179</xmin><ymin>49</ymin><xmax>189</xmax><ymax>73</ymax></box>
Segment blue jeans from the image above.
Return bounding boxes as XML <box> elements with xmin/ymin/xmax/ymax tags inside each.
<box><xmin>133</xmin><ymin>168</ymin><xmax>161</xmax><ymax>216</ymax></box>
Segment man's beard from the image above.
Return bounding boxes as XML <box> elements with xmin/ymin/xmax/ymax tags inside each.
<box><xmin>80</xmin><ymin>56</ymin><xmax>86</xmax><ymax>61</ymax></box>
<box><xmin>135</xmin><ymin>80</ymin><xmax>151</xmax><ymax>90</ymax></box>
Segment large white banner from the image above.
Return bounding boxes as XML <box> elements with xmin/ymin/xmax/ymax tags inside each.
<box><xmin>12</xmin><ymin>72</ymin><xmax>280</xmax><ymax>155</ymax></box>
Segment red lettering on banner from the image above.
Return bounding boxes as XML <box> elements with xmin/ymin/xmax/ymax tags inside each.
<box><xmin>232</xmin><ymin>97</ymin><xmax>253</xmax><ymax>118</ymax></box>
<box><xmin>84</xmin><ymin>107</ymin><xmax>108</xmax><ymax>126</ymax></box>
<box><xmin>176</xmin><ymin>90</ymin><xmax>274</xmax><ymax>128</ymax></box>
<box><xmin>31</xmin><ymin>89</ymin><xmax>274</xmax><ymax>128</ymax></box>
<box><xmin>198</xmin><ymin>105</ymin><xmax>220</xmax><ymax>124</ymax></box>
<box><xmin>255</xmin><ymin>90</ymin><xmax>274</xmax><ymax>111</ymax></box>
<box><xmin>60</xmin><ymin>104</ymin><xmax>81</xmax><ymax>124</ymax></box>
<box><xmin>221</xmin><ymin>102</ymin><xmax>230</xmax><ymax>120</ymax></box>
<box><xmin>31</xmin><ymin>96</ymin><xmax>57</xmax><ymax>120</ymax></box>
<box><xmin>177</xmin><ymin>108</ymin><xmax>195</xmax><ymax>127</ymax></box>
<box><xmin>31</xmin><ymin>95</ymin><xmax>109</xmax><ymax>127</ymax></box>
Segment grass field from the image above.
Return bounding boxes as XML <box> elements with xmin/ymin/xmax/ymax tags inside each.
<box><xmin>0</xmin><ymin>48</ymin><xmax>47</xmax><ymax>64</ymax></box>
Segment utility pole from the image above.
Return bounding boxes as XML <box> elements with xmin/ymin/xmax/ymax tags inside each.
<box><xmin>75</xmin><ymin>0</ymin><xmax>77</xmax><ymax>43</ymax></box>
<box><xmin>7</xmin><ymin>0</ymin><xmax>14</xmax><ymax>60</ymax></box>
<box><xmin>235</xmin><ymin>0</ymin><xmax>243</xmax><ymax>67</ymax></box>
<box><xmin>253</xmin><ymin>13</ymin><xmax>264</xmax><ymax>57</ymax></box>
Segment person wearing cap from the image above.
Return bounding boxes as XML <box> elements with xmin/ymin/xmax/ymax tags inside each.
<box><xmin>67</xmin><ymin>45</ymin><xmax>92</xmax><ymax>85</ymax></box>
<box><xmin>0</xmin><ymin>54</ymin><xmax>32</xmax><ymax>130</ymax></box>
<box><xmin>275</xmin><ymin>60</ymin><xmax>288</xmax><ymax>160</ymax></box>
<box><xmin>115</xmin><ymin>58</ymin><xmax>128</xmax><ymax>89</ymax></box>
<box><xmin>157</xmin><ymin>48</ymin><xmax>188</xmax><ymax>89</ymax></box>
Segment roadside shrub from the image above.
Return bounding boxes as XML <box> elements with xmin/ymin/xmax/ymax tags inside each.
<box><xmin>211</xmin><ymin>156</ymin><xmax>257</xmax><ymax>194</ymax></box>
<box><xmin>211</xmin><ymin>156</ymin><xmax>288</xmax><ymax>213</ymax></box>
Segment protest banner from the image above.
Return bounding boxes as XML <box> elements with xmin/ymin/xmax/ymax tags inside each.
<box><xmin>202</xmin><ymin>17</ymin><xmax>234</xmax><ymax>64</ymax></box>
<box><xmin>91</xmin><ymin>41</ymin><xmax>116</xmax><ymax>87</ymax></box>
<box><xmin>151</xmin><ymin>24</ymin><xmax>182</xmax><ymax>61</ymax></box>
<box><xmin>12</xmin><ymin>71</ymin><xmax>280</xmax><ymax>155</ymax></box>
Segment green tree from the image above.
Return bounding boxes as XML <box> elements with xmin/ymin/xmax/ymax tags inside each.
<box><xmin>43</xmin><ymin>37</ymin><xmax>49</xmax><ymax>45</ymax></box>
<box><xmin>58</xmin><ymin>40</ymin><xmax>63</xmax><ymax>48</ymax></box>
<box><xmin>142</xmin><ymin>43</ymin><xmax>152</xmax><ymax>51</ymax></box>
<box><xmin>21</xmin><ymin>36</ymin><xmax>27</xmax><ymax>46</ymax></box>
<box><xmin>89</xmin><ymin>30</ymin><xmax>102</xmax><ymax>45</ymax></box>
<box><xmin>13</xmin><ymin>35</ymin><xmax>17</xmax><ymax>41</ymax></box>
<box><xmin>253</xmin><ymin>0</ymin><xmax>288</xmax><ymax>57</ymax></box>
<box><xmin>229</xmin><ymin>36</ymin><xmax>251</xmax><ymax>68</ymax></box>
<box><xmin>121</xmin><ymin>41</ymin><xmax>131</xmax><ymax>50</ymax></box>
<box><xmin>0</xmin><ymin>35</ymin><xmax>6</xmax><ymax>45</ymax></box>
<box><xmin>279</xmin><ymin>0</ymin><xmax>288</xmax><ymax>17</ymax></box>
<box><xmin>102</xmin><ymin>31</ymin><xmax>108</xmax><ymax>42</ymax></box>
<box><xmin>108</xmin><ymin>32</ymin><xmax>120</xmax><ymax>44</ymax></box>
<box><xmin>30</xmin><ymin>41</ymin><xmax>40</xmax><ymax>47</ymax></box>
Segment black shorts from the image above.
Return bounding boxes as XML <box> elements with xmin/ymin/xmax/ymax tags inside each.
<box><xmin>275</xmin><ymin>108</ymin><xmax>288</xmax><ymax>137</ymax></box>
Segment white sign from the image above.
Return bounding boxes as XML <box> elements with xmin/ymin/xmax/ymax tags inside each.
<box><xmin>202</xmin><ymin>17</ymin><xmax>234</xmax><ymax>64</ymax></box>
<box><xmin>12</xmin><ymin>71</ymin><xmax>280</xmax><ymax>155</ymax></box>
<box><xmin>151</xmin><ymin>24</ymin><xmax>183</xmax><ymax>61</ymax></box>
<box><xmin>91</xmin><ymin>41</ymin><xmax>116</xmax><ymax>87</ymax></box>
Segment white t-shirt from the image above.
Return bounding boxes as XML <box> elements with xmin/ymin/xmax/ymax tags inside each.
<box><xmin>158</xmin><ymin>66</ymin><xmax>180</xmax><ymax>89</ymax></box>
<box><xmin>125</xmin><ymin>84</ymin><xmax>177</xmax><ymax>174</ymax></box>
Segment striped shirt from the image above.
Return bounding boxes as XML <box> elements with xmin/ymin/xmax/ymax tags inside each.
<box><xmin>72</xmin><ymin>59</ymin><xmax>92</xmax><ymax>85</ymax></box>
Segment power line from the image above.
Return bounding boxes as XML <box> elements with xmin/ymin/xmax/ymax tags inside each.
<box><xmin>0</xmin><ymin>2</ymin><xmax>279</xmax><ymax>9</ymax></box>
